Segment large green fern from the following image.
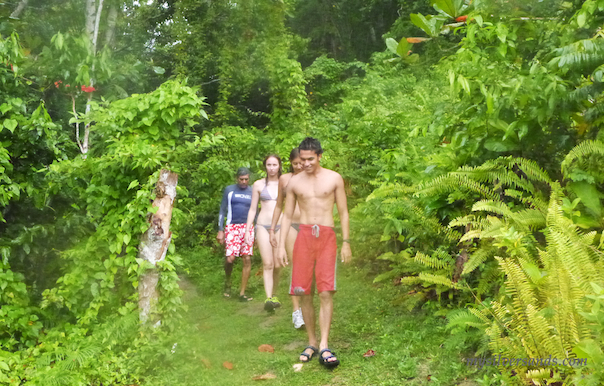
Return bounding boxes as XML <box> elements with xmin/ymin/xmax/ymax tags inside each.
<box><xmin>452</xmin><ymin>187</ymin><xmax>604</xmax><ymax>384</ymax></box>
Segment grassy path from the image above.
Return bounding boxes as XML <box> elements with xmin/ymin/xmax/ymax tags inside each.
<box><xmin>146</xmin><ymin>255</ymin><xmax>485</xmax><ymax>385</ymax></box>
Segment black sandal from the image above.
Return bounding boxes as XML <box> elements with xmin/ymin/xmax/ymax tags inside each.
<box><xmin>299</xmin><ymin>346</ymin><xmax>318</xmax><ymax>362</ymax></box>
<box><xmin>239</xmin><ymin>294</ymin><xmax>253</xmax><ymax>302</ymax></box>
<box><xmin>319</xmin><ymin>348</ymin><xmax>340</xmax><ymax>368</ymax></box>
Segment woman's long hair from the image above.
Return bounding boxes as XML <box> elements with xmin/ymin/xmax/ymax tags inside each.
<box><xmin>288</xmin><ymin>148</ymin><xmax>300</xmax><ymax>173</ymax></box>
<box><xmin>264</xmin><ymin>154</ymin><xmax>283</xmax><ymax>185</ymax></box>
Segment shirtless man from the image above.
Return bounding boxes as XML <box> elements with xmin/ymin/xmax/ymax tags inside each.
<box><xmin>277</xmin><ymin>137</ymin><xmax>352</xmax><ymax>369</ymax></box>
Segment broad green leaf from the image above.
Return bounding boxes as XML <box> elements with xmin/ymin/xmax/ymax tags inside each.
<box><xmin>385</xmin><ymin>38</ymin><xmax>399</xmax><ymax>55</ymax></box>
<box><xmin>432</xmin><ymin>0</ymin><xmax>464</xmax><ymax>18</ymax></box>
<box><xmin>474</xmin><ymin>14</ymin><xmax>483</xmax><ymax>27</ymax></box>
<box><xmin>56</xmin><ymin>32</ymin><xmax>63</xmax><ymax>50</ymax></box>
<box><xmin>405</xmin><ymin>53</ymin><xmax>420</xmax><ymax>64</ymax></box>
<box><xmin>3</xmin><ymin>119</ymin><xmax>18</xmax><ymax>133</ymax></box>
<box><xmin>397</xmin><ymin>38</ymin><xmax>411</xmax><ymax>57</ymax></box>
<box><xmin>457</xmin><ymin>74</ymin><xmax>470</xmax><ymax>94</ymax></box>
<box><xmin>128</xmin><ymin>180</ymin><xmax>139</xmax><ymax>190</ymax></box>
<box><xmin>486</xmin><ymin>93</ymin><xmax>494</xmax><ymax>114</ymax></box>
<box><xmin>520</xmin><ymin>260</ymin><xmax>542</xmax><ymax>283</ymax></box>
<box><xmin>91</xmin><ymin>282</ymin><xmax>99</xmax><ymax>297</ymax></box>
<box><xmin>411</xmin><ymin>13</ymin><xmax>441</xmax><ymax>38</ymax></box>
<box><xmin>153</xmin><ymin>66</ymin><xmax>166</xmax><ymax>74</ymax></box>
<box><xmin>577</xmin><ymin>12</ymin><xmax>586</xmax><ymax>28</ymax></box>
<box><xmin>496</xmin><ymin>23</ymin><xmax>508</xmax><ymax>43</ymax></box>
<box><xmin>573</xmin><ymin>339</ymin><xmax>603</xmax><ymax>362</ymax></box>
<box><xmin>569</xmin><ymin>181</ymin><xmax>602</xmax><ymax>217</ymax></box>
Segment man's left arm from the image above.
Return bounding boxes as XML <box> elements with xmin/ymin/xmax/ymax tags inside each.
<box><xmin>334</xmin><ymin>174</ymin><xmax>351</xmax><ymax>263</ymax></box>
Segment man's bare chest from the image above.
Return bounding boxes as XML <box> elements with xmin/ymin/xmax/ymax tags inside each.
<box><xmin>294</xmin><ymin>181</ymin><xmax>336</xmax><ymax>201</ymax></box>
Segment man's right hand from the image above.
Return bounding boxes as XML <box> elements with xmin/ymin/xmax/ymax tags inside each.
<box><xmin>277</xmin><ymin>247</ymin><xmax>288</xmax><ymax>266</ymax></box>
<box><xmin>217</xmin><ymin>231</ymin><xmax>225</xmax><ymax>245</ymax></box>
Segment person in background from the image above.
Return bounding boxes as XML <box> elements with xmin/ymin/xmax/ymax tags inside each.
<box><xmin>217</xmin><ymin>167</ymin><xmax>254</xmax><ymax>302</ymax></box>
<box><xmin>244</xmin><ymin>155</ymin><xmax>283</xmax><ymax>311</ymax></box>
<box><xmin>270</xmin><ymin>148</ymin><xmax>305</xmax><ymax>328</ymax></box>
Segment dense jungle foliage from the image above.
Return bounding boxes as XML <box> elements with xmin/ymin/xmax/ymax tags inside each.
<box><xmin>3</xmin><ymin>0</ymin><xmax>604</xmax><ymax>384</ymax></box>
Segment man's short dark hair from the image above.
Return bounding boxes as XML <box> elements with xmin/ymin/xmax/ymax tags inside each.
<box><xmin>236</xmin><ymin>167</ymin><xmax>251</xmax><ymax>177</ymax></box>
<box><xmin>298</xmin><ymin>137</ymin><xmax>323</xmax><ymax>155</ymax></box>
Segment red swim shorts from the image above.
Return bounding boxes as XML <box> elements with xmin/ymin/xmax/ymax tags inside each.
<box><xmin>290</xmin><ymin>224</ymin><xmax>337</xmax><ymax>295</ymax></box>
<box><xmin>225</xmin><ymin>223</ymin><xmax>254</xmax><ymax>257</ymax></box>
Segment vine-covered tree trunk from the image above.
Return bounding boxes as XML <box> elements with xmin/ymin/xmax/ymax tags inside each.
<box><xmin>138</xmin><ymin>169</ymin><xmax>178</xmax><ymax>323</ymax></box>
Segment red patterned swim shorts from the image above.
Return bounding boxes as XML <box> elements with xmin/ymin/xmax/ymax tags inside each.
<box><xmin>289</xmin><ymin>224</ymin><xmax>337</xmax><ymax>295</ymax></box>
<box><xmin>225</xmin><ymin>223</ymin><xmax>254</xmax><ymax>257</ymax></box>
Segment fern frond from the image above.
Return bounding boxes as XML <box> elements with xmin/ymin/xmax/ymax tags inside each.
<box><xmin>409</xmin><ymin>204</ymin><xmax>461</xmax><ymax>241</ymax></box>
<box><xmin>550</xmin><ymin>38</ymin><xmax>604</xmax><ymax>71</ymax></box>
<box><xmin>472</xmin><ymin>200</ymin><xmax>513</xmax><ymax>217</ymax></box>
<box><xmin>463</xmin><ymin>247</ymin><xmax>496</xmax><ymax>275</ymax></box>
<box><xmin>399</xmin><ymin>276</ymin><xmax>422</xmax><ymax>286</ymax></box>
<box><xmin>414</xmin><ymin>250</ymin><xmax>453</xmax><ymax>270</ymax></box>
<box><xmin>453</xmin><ymin>168</ymin><xmax>536</xmax><ymax>194</ymax></box>
<box><xmin>446</xmin><ymin>309</ymin><xmax>487</xmax><ymax>331</ymax></box>
<box><xmin>449</xmin><ymin>214</ymin><xmax>477</xmax><ymax>228</ymax></box>
<box><xmin>459</xmin><ymin>229</ymin><xmax>482</xmax><ymax>243</ymax></box>
<box><xmin>415</xmin><ymin>174</ymin><xmax>499</xmax><ymax>201</ymax></box>
<box><xmin>468</xmin><ymin>306</ymin><xmax>492</xmax><ymax>324</ymax></box>
<box><xmin>468</xmin><ymin>156</ymin><xmax>551</xmax><ymax>185</ymax></box>
<box><xmin>526</xmin><ymin>367</ymin><xmax>554</xmax><ymax>382</ymax></box>
<box><xmin>508</xmin><ymin>209</ymin><xmax>546</xmax><ymax>231</ymax></box>
<box><xmin>568</xmin><ymin>81</ymin><xmax>604</xmax><ymax>104</ymax></box>
<box><xmin>497</xmin><ymin>257</ymin><xmax>538</xmax><ymax>327</ymax></box>
<box><xmin>561</xmin><ymin>140</ymin><xmax>604</xmax><ymax>177</ymax></box>
<box><xmin>418</xmin><ymin>272</ymin><xmax>460</xmax><ymax>289</ymax></box>
<box><xmin>504</xmin><ymin>189</ymin><xmax>548</xmax><ymax>212</ymax></box>
<box><xmin>476</xmin><ymin>263</ymin><xmax>503</xmax><ymax>297</ymax></box>
<box><xmin>525</xmin><ymin>304</ymin><xmax>565</xmax><ymax>357</ymax></box>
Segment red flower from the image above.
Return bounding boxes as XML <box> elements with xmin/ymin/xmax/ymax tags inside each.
<box><xmin>456</xmin><ymin>15</ymin><xmax>468</xmax><ymax>22</ymax></box>
<box><xmin>81</xmin><ymin>85</ymin><xmax>96</xmax><ymax>93</ymax></box>
<box><xmin>54</xmin><ymin>80</ymin><xmax>62</xmax><ymax>88</ymax></box>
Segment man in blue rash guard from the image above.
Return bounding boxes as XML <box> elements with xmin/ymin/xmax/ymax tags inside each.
<box><xmin>217</xmin><ymin>167</ymin><xmax>255</xmax><ymax>301</ymax></box>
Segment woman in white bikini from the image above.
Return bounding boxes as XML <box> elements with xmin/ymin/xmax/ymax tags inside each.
<box><xmin>270</xmin><ymin>148</ymin><xmax>305</xmax><ymax>329</ymax></box>
<box><xmin>244</xmin><ymin>155</ymin><xmax>283</xmax><ymax>311</ymax></box>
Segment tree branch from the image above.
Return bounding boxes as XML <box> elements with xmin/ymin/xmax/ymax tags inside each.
<box><xmin>92</xmin><ymin>0</ymin><xmax>105</xmax><ymax>54</ymax></box>
<box><xmin>71</xmin><ymin>95</ymin><xmax>85</xmax><ymax>154</ymax></box>
<box><xmin>86</xmin><ymin>0</ymin><xmax>96</xmax><ymax>44</ymax></box>
<box><xmin>10</xmin><ymin>0</ymin><xmax>28</xmax><ymax>19</ymax></box>
<box><xmin>104</xmin><ymin>3</ymin><xmax>118</xmax><ymax>48</ymax></box>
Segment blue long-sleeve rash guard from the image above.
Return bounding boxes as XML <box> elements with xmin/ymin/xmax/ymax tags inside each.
<box><xmin>218</xmin><ymin>184</ymin><xmax>253</xmax><ymax>230</ymax></box>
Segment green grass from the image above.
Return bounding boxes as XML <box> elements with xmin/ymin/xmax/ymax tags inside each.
<box><xmin>144</xmin><ymin>248</ymin><xmax>489</xmax><ymax>385</ymax></box>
